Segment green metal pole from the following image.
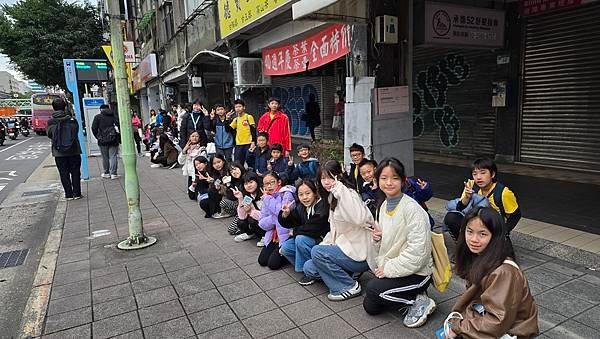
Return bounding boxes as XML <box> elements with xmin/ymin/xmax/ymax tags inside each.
<box><xmin>108</xmin><ymin>0</ymin><xmax>156</xmax><ymax>249</ymax></box>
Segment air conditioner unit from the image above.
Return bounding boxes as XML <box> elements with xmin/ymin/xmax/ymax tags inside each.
<box><xmin>233</xmin><ymin>57</ymin><xmax>271</xmax><ymax>87</ymax></box>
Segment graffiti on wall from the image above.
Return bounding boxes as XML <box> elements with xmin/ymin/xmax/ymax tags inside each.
<box><xmin>272</xmin><ymin>84</ymin><xmax>319</xmax><ymax>136</ymax></box>
<box><xmin>413</xmin><ymin>54</ymin><xmax>470</xmax><ymax>148</ymax></box>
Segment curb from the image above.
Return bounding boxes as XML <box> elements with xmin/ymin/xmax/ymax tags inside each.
<box><xmin>18</xmin><ymin>198</ymin><xmax>66</xmax><ymax>338</ymax></box>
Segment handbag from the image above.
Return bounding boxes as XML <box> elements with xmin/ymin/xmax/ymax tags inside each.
<box><xmin>431</xmin><ymin>232</ymin><xmax>452</xmax><ymax>292</ymax></box>
<box><xmin>206</xmin><ymin>142</ymin><xmax>216</xmax><ymax>155</ymax></box>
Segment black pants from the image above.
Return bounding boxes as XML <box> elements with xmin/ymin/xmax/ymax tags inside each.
<box><xmin>187</xmin><ymin>177</ymin><xmax>197</xmax><ymax>200</ymax></box>
<box><xmin>363</xmin><ymin>274</ymin><xmax>431</xmax><ymax>315</ymax></box>
<box><xmin>133</xmin><ymin>132</ymin><xmax>142</xmax><ymax>154</ymax></box>
<box><xmin>444</xmin><ymin>211</ymin><xmax>464</xmax><ymax>240</ymax></box>
<box><xmin>200</xmin><ymin>192</ymin><xmax>222</xmax><ymax>217</ymax></box>
<box><xmin>308</xmin><ymin>125</ymin><xmax>316</xmax><ymax>141</ymax></box>
<box><xmin>234</xmin><ymin>144</ymin><xmax>250</xmax><ymax>167</ymax></box>
<box><xmin>55</xmin><ymin>155</ymin><xmax>82</xmax><ymax>198</ymax></box>
<box><xmin>258</xmin><ymin>241</ymin><xmax>287</xmax><ymax>270</ymax></box>
<box><xmin>238</xmin><ymin>217</ymin><xmax>264</xmax><ymax>237</ymax></box>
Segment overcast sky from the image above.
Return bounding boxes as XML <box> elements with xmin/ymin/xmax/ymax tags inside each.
<box><xmin>0</xmin><ymin>0</ymin><xmax>92</xmax><ymax>82</ymax></box>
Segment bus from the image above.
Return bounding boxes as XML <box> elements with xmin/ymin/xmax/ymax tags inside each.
<box><xmin>31</xmin><ymin>93</ymin><xmax>66</xmax><ymax>135</ymax></box>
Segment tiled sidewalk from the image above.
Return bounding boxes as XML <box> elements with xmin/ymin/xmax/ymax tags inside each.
<box><xmin>40</xmin><ymin>156</ymin><xmax>600</xmax><ymax>338</ymax></box>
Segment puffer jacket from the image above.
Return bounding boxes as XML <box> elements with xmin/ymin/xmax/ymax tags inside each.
<box><xmin>367</xmin><ymin>194</ymin><xmax>433</xmax><ymax>278</ymax></box>
<box><xmin>321</xmin><ymin>182</ymin><xmax>373</xmax><ymax>262</ymax></box>
<box><xmin>178</xmin><ymin>144</ymin><xmax>205</xmax><ymax>177</ymax></box>
<box><xmin>46</xmin><ymin>110</ymin><xmax>82</xmax><ymax>157</ymax></box>
<box><xmin>451</xmin><ymin>260</ymin><xmax>539</xmax><ymax>339</ymax></box>
<box><xmin>259</xmin><ymin>185</ymin><xmax>296</xmax><ymax>247</ymax></box>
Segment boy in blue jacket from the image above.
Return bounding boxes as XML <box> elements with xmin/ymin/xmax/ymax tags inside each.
<box><xmin>209</xmin><ymin>104</ymin><xmax>235</xmax><ymax>161</ymax></box>
<box><xmin>247</xmin><ymin>132</ymin><xmax>270</xmax><ymax>176</ymax></box>
<box><xmin>289</xmin><ymin>143</ymin><xmax>319</xmax><ymax>184</ymax></box>
<box><xmin>267</xmin><ymin>143</ymin><xmax>293</xmax><ymax>184</ymax></box>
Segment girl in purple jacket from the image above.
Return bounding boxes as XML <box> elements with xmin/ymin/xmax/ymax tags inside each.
<box><xmin>258</xmin><ymin>171</ymin><xmax>296</xmax><ymax>269</ymax></box>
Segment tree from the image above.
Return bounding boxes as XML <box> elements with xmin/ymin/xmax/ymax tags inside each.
<box><xmin>0</xmin><ymin>0</ymin><xmax>104</xmax><ymax>89</ymax></box>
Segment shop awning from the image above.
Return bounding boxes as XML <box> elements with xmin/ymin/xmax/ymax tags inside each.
<box><xmin>137</xmin><ymin>10</ymin><xmax>155</xmax><ymax>31</ymax></box>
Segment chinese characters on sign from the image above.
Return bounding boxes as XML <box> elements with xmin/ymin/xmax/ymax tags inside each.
<box><xmin>519</xmin><ymin>0</ymin><xmax>583</xmax><ymax>16</ymax></box>
<box><xmin>425</xmin><ymin>1</ymin><xmax>505</xmax><ymax>48</ymax></box>
<box><xmin>218</xmin><ymin>0</ymin><xmax>292</xmax><ymax>38</ymax></box>
<box><xmin>262</xmin><ymin>23</ymin><xmax>352</xmax><ymax>76</ymax></box>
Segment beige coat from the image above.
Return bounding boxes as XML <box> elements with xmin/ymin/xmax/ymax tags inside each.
<box><xmin>321</xmin><ymin>182</ymin><xmax>373</xmax><ymax>262</ymax></box>
<box><xmin>367</xmin><ymin>195</ymin><xmax>433</xmax><ymax>278</ymax></box>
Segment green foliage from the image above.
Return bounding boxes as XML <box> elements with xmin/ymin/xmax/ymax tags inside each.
<box><xmin>0</xmin><ymin>0</ymin><xmax>104</xmax><ymax>89</ymax></box>
<box><xmin>311</xmin><ymin>138</ymin><xmax>344</xmax><ymax>164</ymax></box>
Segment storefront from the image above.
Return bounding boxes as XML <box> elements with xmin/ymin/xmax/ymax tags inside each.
<box><xmin>518</xmin><ymin>0</ymin><xmax>600</xmax><ymax>171</ymax></box>
<box><xmin>412</xmin><ymin>1</ymin><xmax>507</xmax><ymax>158</ymax></box>
<box><xmin>137</xmin><ymin>53</ymin><xmax>159</xmax><ymax>122</ymax></box>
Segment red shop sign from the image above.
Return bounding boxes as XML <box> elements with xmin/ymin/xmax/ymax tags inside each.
<box><xmin>262</xmin><ymin>23</ymin><xmax>352</xmax><ymax>76</ymax></box>
<box><xmin>519</xmin><ymin>0</ymin><xmax>583</xmax><ymax>16</ymax></box>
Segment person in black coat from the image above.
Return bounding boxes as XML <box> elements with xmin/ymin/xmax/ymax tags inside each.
<box><xmin>92</xmin><ymin>104</ymin><xmax>120</xmax><ymax>179</ymax></box>
<box><xmin>179</xmin><ymin>99</ymin><xmax>211</xmax><ymax>148</ymax></box>
<box><xmin>304</xmin><ymin>93</ymin><xmax>321</xmax><ymax>142</ymax></box>
<box><xmin>278</xmin><ymin>180</ymin><xmax>330</xmax><ymax>285</ymax></box>
<box><xmin>47</xmin><ymin>98</ymin><xmax>83</xmax><ymax>200</ymax></box>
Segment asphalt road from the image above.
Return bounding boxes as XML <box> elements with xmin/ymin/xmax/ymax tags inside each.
<box><xmin>0</xmin><ymin>134</ymin><xmax>52</xmax><ymax>204</ymax></box>
<box><xmin>0</xmin><ymin>134</ymin><xmax>57</xmax><ymax>337</ymax></box>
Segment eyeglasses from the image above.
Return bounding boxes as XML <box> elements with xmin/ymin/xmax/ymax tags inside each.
<box><xmin>264</xmin><ymin>180</ymin><xmax>277</xmax><ymax>187</ymax></box>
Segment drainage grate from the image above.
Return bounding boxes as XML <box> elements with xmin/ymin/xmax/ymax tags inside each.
<box><xmin>0</xmin><ymin>249</ymin><xmax>29</xmax><ymax>269</ymax></box>
<box><xmin>22</xmin><ymin>189</ymin><xmax>54</xmax><ymax>197</ymax></box>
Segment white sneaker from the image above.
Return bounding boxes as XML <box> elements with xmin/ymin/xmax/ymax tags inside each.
<box><xmin>212</xmin><ymin>212</ymin><xmax>229</xmax><ymax>219</ymax></box>
<box><xmin>150</xmin><ymin>164</ymin><xmax>161</xmax><ymax>168</ymax></box>
<box><xmin>327</xmin><ymin>281</ymin><xmax>362</xmax><ymax>301</ymax></box>
<box><xmin>403</xmin><ymin>293</ymin><xmax>436</xmax><ymax>328</ymax></box>
<box><xmin>234</xmin><ymin>233</ymin><xmax>255</xmax><ymax>242</ymax></box>
<box><xmin>110</xmin><ymin>174</ymin><xmax>120</xmax><ymax>179</ymax></box>
<box><xmin>256</xmin><ymin>237</ymin><xmax>265</xmax><ymax>247</ymax></box>
<box><xmin>101</xmin><ymin>173</ymin><xmax>110</xmax><ymax>178</ymax></box>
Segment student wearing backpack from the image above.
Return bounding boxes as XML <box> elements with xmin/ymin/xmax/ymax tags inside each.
<box><xmin>444</xmin><ymin>158</ymin><xmax>521</xmax><ymax>240</ymax></box>
<box><xmin>92</xmin><ymin>104</ymin><xmax>120</xmax><ymax>179</ymax></box>
<box><xmin>47</xmin><ymin>98</ymin><xmax>83</xmax><ymax>200</ymax></box>
<box><xmin>230</xmin><ymin>99</ymin><xmax>256</xmax><ymax>166</ymax></box>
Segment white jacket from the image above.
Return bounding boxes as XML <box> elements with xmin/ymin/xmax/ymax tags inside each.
<box><xmin>178</xmin><ymin>144</ymin><xmax>205</xmax><ymax>177</ymax></box>
<box><xmin>321</xmin><ymin>182</ymin><xmax>374</xmax><ymax>262</ymax></box>
<box><xmin>367</xmin><ymin>194</ymin><xmax>433</xmax><ymax>278</ymax></box>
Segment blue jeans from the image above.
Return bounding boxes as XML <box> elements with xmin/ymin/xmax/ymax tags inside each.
<box><xmin>304</xmin><ymin>245</ymin><xmax>370</xmax><ymax>294</ymax></box>
<box><xmin>281</xmin><ymin>235</ymin><xmax>317</xmax><ymax>272</ymax></box>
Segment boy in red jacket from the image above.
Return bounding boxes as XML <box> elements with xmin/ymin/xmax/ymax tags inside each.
<box><xmin>257</xmin><ymin>97</ymin><xmax>292</xmax><ymax>154</ymax></box>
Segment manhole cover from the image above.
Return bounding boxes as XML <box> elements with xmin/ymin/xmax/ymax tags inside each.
<box><xmin>0</xmin><ymin>249</ymin><xmax>29</xmax><ymax>269</ymax></box>
<box><xmin>22</xmin><ymin>189</ymin><xmax>54</xmax><ymax>197</ymax></box>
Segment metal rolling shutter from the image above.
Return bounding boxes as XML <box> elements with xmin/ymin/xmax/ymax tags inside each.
<box><xmin>520</xmin><ymin>4</ymin><xmax>600</xmax><ymax>171</ymax></box>
<box><xmin>413</xmin><ymin>47</ymin><xmax>497</xmax><ymax>157</ymax></box>
<box><xmin>271</xmin><ymin>76</ymin><xmax>335</xmax><ymax>139</ymax></box>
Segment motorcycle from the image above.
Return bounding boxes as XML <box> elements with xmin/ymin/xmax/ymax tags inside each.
<box><xmin>6</xmin><ymin>121</ymin><xmax>18</xmax><ymax>140</ymax></box>
<box><xmin>21</xmin><ymin>126</ymin><xmax>30</xmax><ymax>137</ymax></box>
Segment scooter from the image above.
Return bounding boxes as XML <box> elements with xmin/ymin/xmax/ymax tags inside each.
<box><xmin>6</xmin><ymin>121</ymin><xmax>18</xmax><ymax>140</ymax></box>
<box><xmin>21</xmin><ymin>126</ymin><xmax>30</xmax><ymax>137</ymax></box>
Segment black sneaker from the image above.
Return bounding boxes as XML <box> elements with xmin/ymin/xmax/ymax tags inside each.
<box><xmin>298</xmin><ymin>275</ymin><xmax>316</xmax><ymax>286</ymax></box>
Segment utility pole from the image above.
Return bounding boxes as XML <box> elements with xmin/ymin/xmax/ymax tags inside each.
<box><xmin>107</xmin><ymin>0</ymin><xmax>156</xmax><ymax>250</ymax></box>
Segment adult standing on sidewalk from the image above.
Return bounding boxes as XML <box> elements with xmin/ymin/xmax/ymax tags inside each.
<box><xmin>179</xmin><ymin>99</ymin><xmax>211</xmax><ymax>149</ymax></box>
<box><xmin>46</xmin><ymin>98</ymin><xmax>83</xmax><ymax>200</ymax></box>
<box><xmin>92</xmin><ymin>104</ymin><xmax>120</xmax><ymax>179</ymax></box>
<box><xmin>257</xmin><ymin>97</ymin><xmax>291</xmax><ymax>154</ymax></box>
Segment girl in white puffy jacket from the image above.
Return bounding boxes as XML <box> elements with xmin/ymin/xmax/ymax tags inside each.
<box><xmin>178</xmin><ymin>131</ymin><xmax>205</xmax><ymax>200</ymax></box>
<box><xmin>364</xmin><ymin>157</ymin><xmax>435</xmax><ymax>329</ymax></box>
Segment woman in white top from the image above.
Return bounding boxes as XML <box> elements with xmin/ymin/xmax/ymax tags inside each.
<box><xmin>364</xmin><ymin>157</ymin><xmax>436</xmax><ymax>328</ymax></box>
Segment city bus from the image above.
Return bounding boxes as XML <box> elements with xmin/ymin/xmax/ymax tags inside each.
<box><xmin>31</xmin><ymin>93</ymin><xmax>66</xmax><ymax>135</ymax></box>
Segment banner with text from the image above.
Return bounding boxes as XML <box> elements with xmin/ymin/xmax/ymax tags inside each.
<box><xmin>218</xmin><ymin>0</ymin><xmax>291</xmax><ymax>38</ymax></box>
<box><xmin>519</xmin><ymin>0</ymin><xmax>587</xmax><ymax>16</ymax></box>
<box><xmin>262</xmin><ymin>23</ymin><xmax>351</xmax><ymax>76</ymax></box>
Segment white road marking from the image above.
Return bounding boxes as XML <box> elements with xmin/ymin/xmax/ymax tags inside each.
<box><xmin>0</xmin><ymin>184</ymin><xmax>5</xmax><ymax>192</ymax></box>
<box><xmin>0</xmin><ymin>138</ymin><xmax>32</xmax><ymax>153</ymax></box>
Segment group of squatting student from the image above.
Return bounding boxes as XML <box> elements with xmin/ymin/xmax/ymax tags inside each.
<box><xmin>175</xmin><ymin>134</ymin><xmax>539</xmax><ymax>336</ymax></box>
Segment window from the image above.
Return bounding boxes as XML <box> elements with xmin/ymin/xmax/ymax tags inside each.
<box><xmin>163</xmin><ymin>3</ymin><xmax>174</xmax><ymax>41</ymax></box>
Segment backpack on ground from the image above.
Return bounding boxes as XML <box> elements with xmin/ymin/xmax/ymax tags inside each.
<box><xmin>53</xmin><ymin>120</ymin><xmax>77</xmax><ymax>152</ymax></box>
